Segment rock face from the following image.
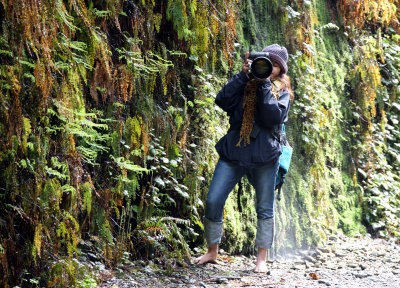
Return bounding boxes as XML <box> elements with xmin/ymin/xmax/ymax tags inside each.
<box><xmin>103</xmin><ymin>235</ymin><xmax>400</xmax><ymax>288</ymax></box>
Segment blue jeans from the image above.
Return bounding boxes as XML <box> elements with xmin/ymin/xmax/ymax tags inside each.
<box><xmin>205</xmin><ymin>158</ymin><xmax>279</xmax><ymax>221</ymax></box>
<box><xmin>204</xmin><ymin>158</ymin><xmax>279</xmax><ymax>248</ymax></box>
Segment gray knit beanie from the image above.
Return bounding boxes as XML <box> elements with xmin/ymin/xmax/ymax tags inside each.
<box><xmin>262</xmin><ymin>44</ymin><xmax>288</xmax><ymax>74</ymax></box>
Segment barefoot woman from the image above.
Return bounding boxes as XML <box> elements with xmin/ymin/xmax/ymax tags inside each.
<box><xmin>194</xmin><ymin>44</ymin><xmax>293</xmax><ymax>273</ymax></box>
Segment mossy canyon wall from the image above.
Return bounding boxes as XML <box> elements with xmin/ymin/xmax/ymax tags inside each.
<box><xmin>1</xmin><ymin>0</ymin><xmax>400</xmax><ymax>286</ymax></box>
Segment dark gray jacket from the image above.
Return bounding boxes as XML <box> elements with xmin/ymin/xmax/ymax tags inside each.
<box><xmin>215</xmin><ymin>71</ymin><xmax>290</xmax><ymax>166</ymax></box>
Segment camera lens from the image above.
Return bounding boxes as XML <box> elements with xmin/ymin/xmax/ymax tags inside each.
<box><xmin>251</xmin><ymin>58</ymin><xmax>273</xmax><ymax>79</ymax></box>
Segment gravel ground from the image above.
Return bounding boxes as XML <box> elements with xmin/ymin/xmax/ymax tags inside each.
<box><xmin>100</xmin><ymin>235</ymin><xmax>400</xmax><ymax>288</ymax></box>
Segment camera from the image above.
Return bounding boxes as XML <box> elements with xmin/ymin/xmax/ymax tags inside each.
<box><xmin>248</xmin><ymin>52</ymin><xmax>273</xmax><ymax>80</ymax></box>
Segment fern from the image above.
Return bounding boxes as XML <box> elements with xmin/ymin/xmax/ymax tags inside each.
<box><xmin>111</xmin><ymin>155</ymin><xmax>148</xmax><ymax>174</ymax></box>
<box><xmin>55</xmin><ymin>0</ymin><xmax>79</xmax><ymax>31</ymax></box>
<box><xmin>166</xmin><ymin>0</ymin><xmax>189</xmax><ymax>40</ymax></box>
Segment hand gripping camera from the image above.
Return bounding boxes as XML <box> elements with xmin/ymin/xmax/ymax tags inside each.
<box><xmin>248</xmin><ymin>52</ymin><xmax>273</xmax><ymax>80</ymax></box>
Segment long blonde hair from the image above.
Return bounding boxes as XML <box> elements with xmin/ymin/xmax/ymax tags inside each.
<box><xmin>272</xmin><ymin>73</ymin><xmax>294</xmax><ymax>100</ymax></box>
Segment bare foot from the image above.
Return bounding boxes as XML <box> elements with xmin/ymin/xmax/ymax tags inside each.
<box><xmin>193</xmin><ymin>252</ymin><xmax>218</xmax><ymax>264</ymax></box>
<box><xmin>193</xmin><ymin>244</ymin><xmax>218</xmax><ymax>264</ymax></box>
<box><xmin>254</xmin><ymin>247</ymin><xmax>269</xmax><ymax>273</ymax></box>
<box><xmin>254</xmin><ymin>259</ymin><xmax>268</xmax><ymax>273</ymax></box>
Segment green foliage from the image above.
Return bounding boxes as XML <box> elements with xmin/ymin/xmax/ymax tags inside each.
<box><xmin>355</xmin><ymin>37</ymin><xmax>400</xmax><ymax>238</ymax></box>
<box><xmin>166</xmin><ymin>0</ymin><xmax>189</xmax><ymax>40</ymax></box>
<box><xmin>48</xmin><ymin>257</ymin><xmax>98</xmax><ymax>288</ymax></box>
<box><xmin>134</xmin><ymin>216</ymin><xmax>193</xmax><ymax>261</ymax></box>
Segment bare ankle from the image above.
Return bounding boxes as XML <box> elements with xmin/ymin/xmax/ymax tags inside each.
<box><xmin>208</xmin><ymin>244</ymin><xmax>218</xmax><ymax>254</ymax></box>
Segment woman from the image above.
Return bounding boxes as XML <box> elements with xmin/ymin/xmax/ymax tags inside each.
<box><xmin>194</xmin><ymin>44</ymin><xmax>293</xmax><ymax>273</ymax></box>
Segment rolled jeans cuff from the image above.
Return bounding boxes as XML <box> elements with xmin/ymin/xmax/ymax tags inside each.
<box><xmin>204</xmin><ymin>217</ymin><xmax>223</xmax><ymax>245</ymax></box>
<box><xmin>255</xmin><ymin>217</ymin><xmax>274</xmax><ymax>249</ymax></box>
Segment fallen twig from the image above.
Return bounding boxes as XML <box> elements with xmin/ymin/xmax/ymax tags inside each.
<box><xmin>238</xmin><ymin>282</ymin><xmax>280</xmax><ymax>287</ymax></box>
<box><xmin>204</xmin><ymin>275</ymin><xmax>242</xmax><ymax>282</ymax></box>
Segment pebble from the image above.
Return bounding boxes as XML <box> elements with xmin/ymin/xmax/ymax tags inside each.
<box><xmin>303</xmin><ymin>255</ymin><xmax>316</xmax><ymax>263</ymax></box>
<box><xmin>144</xmin><ymin>265</ymin><xmax>153</xmax><ymax>273</ymax></box>
<box><xmin>319</xmin><ymin>247</ymin><xmax>331</xmax><ymax>253</ymax></box>
<box><xmin>353</xmin><ymin>272</ymin><xmax>372</xmax><ymax>278</ymax></box>
<box><xmin>335</xmin><ymin>251</ymin><xmax>347</xmax><ymax>258</ymax></box>
<box><xmin>318</xmin><ymin>279</ymin><xmax>331</xmax><ymax>286</ymax></box>
<box><xmin>199</xmin><ymin>282</ymin><xmax>209</xmax><ymax>288</ymax></box>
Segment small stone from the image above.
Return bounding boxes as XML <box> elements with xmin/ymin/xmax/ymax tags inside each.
<box><xmin>314</xmin><ymin>250</ymin><xmax>322</xmax><ymax>257</ymax></box>
<box><xmin>318</xmin><ymin>279</ymin><xmax>331</xmax><ymax>286</ymax></box>
<box><xmin>353</xmin><ymin>272</ymin><xmax>372</xmax><ymax>278</ymax></box>
<box><xmin>199</xmin><ymin>282</ymin><xmax>209</xmax><ymax>288</ymax></box>
<box><xmin>392</xmin><ymin>270</ymin><xmax>400</xmax><ymax>275</ymax></box>
<box><xmin>319</xmin><ymin>257</ymin><xmax>327</xmax><ymax>263</ymax></box>
<box><xmin>347</xmin><ymin>263</ymin><xmax>358</xmax><ymax>268</ymax></box>
<box><xmin>384</xmin><ymin>258</ymin><xmax>395</xmax><ymax>263</ymax></box>
<box><xmin>360</xmin><ymin>264</ymin><xmax>367</xmax><ymax>270</ymax></box>
<box><xmin>327</xmin><ymin>265</ymin><xmax>337</xmax><ymax>270</ymax></box>
<box><xmin>303</xmin><ymin>255</ymin><xmax>316</xmax><ymax>263</ymax></box>
<box><xmin>329</xmin><ymin>236</ymin><xmax>338</xmax><ymax>241</ymax></box>
<box><xmin>335</xmin><ymin>251</ymin><xmax>347</xmax><ymax>258</ymax></box>
<box><xmin>318</xmin><ymin>247</ymin><xmax>331</xmax><ymax>253</ymax></box>
<box><xmin>144</xmin><ymin>265</ymin><xmax>153</xmax><ymax>273</ymax></box>
<box><xmin>373</xmin><ymin>252</ymin><xmax>386</xmax><ymax>257</ymax></box>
